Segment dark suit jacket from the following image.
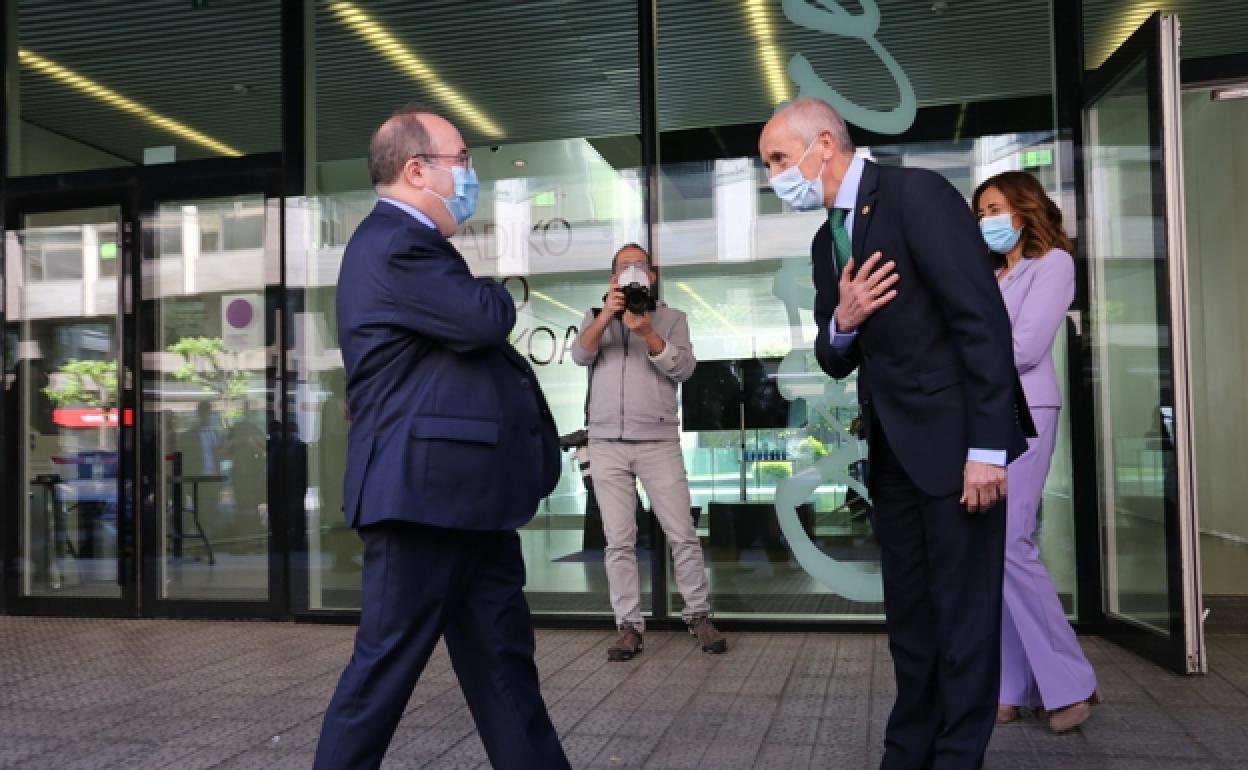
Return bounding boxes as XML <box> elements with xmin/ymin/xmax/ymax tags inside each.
<box><xmin>336</xmin><ymin>202</ymin><xmax>561</xmax><ymax>531</ymax></box>
<box><xmin>812</xmin><ymin>161</ymin><xmax>1033</xmax><ymax>497</ymax></box>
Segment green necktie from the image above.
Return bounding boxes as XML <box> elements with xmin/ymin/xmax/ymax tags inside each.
<box><xmin>828</xmin><ymin>207</ymin><xmax>852</xmax><ymax>273</ymax></box>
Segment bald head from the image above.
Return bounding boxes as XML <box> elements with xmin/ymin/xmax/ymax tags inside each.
<box><xmin>368</xmin><ymin>107</ymin><xmax>468</xmax><ymax>236</ymax></box>
<box><xmin>759</xmin><ymin>98</ymin><xmax>857</xmax><ymax>210</ymax></box>
<box><xmin>773</xmin><ymin>98</ymin><xmax>854</xmax><ymax>154</ymax></box>
<box><xmin>368</xmin><ymin>106</ymin><xmax>444</xmax><ymax>187</ymax></box>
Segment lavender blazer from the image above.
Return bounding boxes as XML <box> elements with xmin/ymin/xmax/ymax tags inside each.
<box><xmin>997</xmin><ymin>248</ymin><xmax>1076</xmax><ymax>409</ymax></box>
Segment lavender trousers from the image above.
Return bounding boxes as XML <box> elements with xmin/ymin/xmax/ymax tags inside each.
<box><xmin>1001</xmin><ymin>406</ymin><xmax>1098</xmax><ymax>709</ymax></box>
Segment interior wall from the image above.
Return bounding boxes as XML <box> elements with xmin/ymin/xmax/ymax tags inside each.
<box><xmin>1181</xmin><ymin>89</ymin><xmax>1248</xmax><ymax>600</ymax></box>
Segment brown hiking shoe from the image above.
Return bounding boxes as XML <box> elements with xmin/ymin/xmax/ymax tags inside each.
<box><xmin>688</xmin><ymin>616</ymin><xmax>727</xmax><ymax>654</ymax></box>
<box><xmin>607</xmin><ymin>624</ymin><xmax>643</xmax><ymax>662</ymax></box>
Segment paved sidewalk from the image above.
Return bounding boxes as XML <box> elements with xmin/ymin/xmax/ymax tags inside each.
<box><xmin>0</xmin><ymin>618</ymin><xmax>1246</xmax><ymax>769</ymax></box>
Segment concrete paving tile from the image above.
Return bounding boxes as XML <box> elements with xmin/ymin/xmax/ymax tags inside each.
<box><xmin>808</xmin><ymin>742</ymin><xmax>869</xmax><ymax>769</ymax></box>
<box><xmin>122</xmin><ymin>744</ymin><xmax>206</xmax><ymax>769</ymax></box>
<box><xmin>692</xmin><ymin>739</ymin><xmax>760</xmax><ymax>768</ymax></box>
<box><xmin>1083</xmin><ymin>729</ymin><xmax>1215</xmax><ymax>760</ymax></box>
<box><xmin>561</xmin><ymin>733</ymin><xmax>614</xmax><ymax>764</ymax></box>
<box><xmin>4</xmin><ymin>619</ymin><xmax>1248</xmax><ymax>770</ymax></box>
<box><xmin>212</xmin><ymin>748</ymin><xmax>317</xmax><ymax>769</ymax></box>
<box><xmin>15</xmin><ymin>741</ymin><xmax>153</xmax><ymax>770</ymax></box>
<box><xmin>0</xmin><ymin>740</ymin><xmax>62</xmax><ymax>769</ymax></box>
<box><xmin>762</xmin><ymin>715</ymin><xmax>820</xmax><ymax>745</ymax></box>
<box><xmin>752</xmin><ymin>742</ymin><xmax>814</xmax><ymax>769</ymax></box>
<box><xmin>641</xmin><ymin>737</ymin><xmax>712</xmax><ymax>769</ymax></box>
<box><xmin>593</xmin><ymin>734</ymin><xmax>662</xmax><ymax>767</ymax></box>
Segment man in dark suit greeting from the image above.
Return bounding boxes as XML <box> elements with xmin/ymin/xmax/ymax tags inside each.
<box><xmin>313</xmin><ymin>106</ymin><xmax>570</xmax><ymax>770</ymax></box>
<box><xmin>759</xmin><ymin>99</ymin><xmax>1033</xmax><ymax>769</ymax></box>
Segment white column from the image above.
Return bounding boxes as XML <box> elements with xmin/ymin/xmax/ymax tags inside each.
<box><xmin>81</xmin><ymin>224</ymin><xmax>99</xmax><ymax>317</ymax></box>
<box><xmin>495</xmin><ymin>178</ymin><xmax>531</xmax><ymax>276</ymax></box>
<box><xmin>181</xmin><ymin>205</ymin><xmax>200</xmax><ymax>295</ymax></box>
<box><xmin>612</xmin><ymin>169</ymin><xmax>645</xmax><ymax>250</ymax></box>
<box><xmin>714</xmin><ymin>157</ymin><xmax>757</xmax><ymax>263</ymax></box>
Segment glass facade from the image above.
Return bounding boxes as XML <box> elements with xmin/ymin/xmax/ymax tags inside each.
<box><xmin>290</xmin><ymin>0</ymin><xmax>1079</xmax><ymax>620</ymax></box>
<box><xmin>1182</xmin><ymin>85</ymin><xmax>1248</xmax><ymax>634</ymax></box>
<box><xmin>9</xmin><ymin>206</ymin><xmax>124</xmax><ymax>598</ymax></box>
<box><xmin>143</xmin><ymin>194</ymin><xmax>278</xmax><ymax>602</ymax></box>
<box><xmin>0</xmin><ymin>0</ymin><xmax>1244</xmax><ymax>642</ymax></box>
<box><xmin>5</xmin><ymin>1</ymin><xmax>282</xmax><ymax>176</ymax></box>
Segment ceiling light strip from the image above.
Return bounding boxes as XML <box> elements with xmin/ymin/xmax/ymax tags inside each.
<box><xmin>329</xmin><ymin>1</ymin><xmax>504</xmax><ymax>140</ymax></box>
<box><xmin>745</xmin><ymin>0</ymin><xmax>790</xmax><ymax>107</ymax></box>
<box><xmin>18</xmin><ymin>49</ymin><xmax>242</xmax><ymax>157</ymax></box>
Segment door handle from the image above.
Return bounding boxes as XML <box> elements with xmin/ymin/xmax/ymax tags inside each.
<box><xmin>1066</xmin><ymin>310</ymin><xmax>1083</xmax><ymax>338</ymax></box>
<box><xmin>271</xmin><ymin>307</ymin><xmax>285</xmax><ymax>372</ymax></box>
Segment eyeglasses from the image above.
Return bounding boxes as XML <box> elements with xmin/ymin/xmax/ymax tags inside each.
<box><xmin>411</xmin><ymin>151</ymin><xmax>473</xmax><ymax>169</ymax></box>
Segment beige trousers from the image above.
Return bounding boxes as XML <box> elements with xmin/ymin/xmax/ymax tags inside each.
<box><xmin>588</xmin><ymin>439</ymin><xmax>711</xmax><ymax>628</ymax></box>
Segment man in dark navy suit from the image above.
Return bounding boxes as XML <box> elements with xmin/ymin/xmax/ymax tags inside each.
<box><xmin>760</xmin><ymin>99</ymin><xmax>1033</xmax><ymax>770</ymax></box>
<box><xmin>313</xmin><ymin>106</ymin><xmax>570</xmax><ymax>770</ymax></box>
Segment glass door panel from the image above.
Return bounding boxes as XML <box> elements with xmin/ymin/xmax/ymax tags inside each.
<box><xmin>1082</xmin><ymin>13</ymin><xmax>1204</xmax><ymax>672</ymax></box>
<box><xmin>9</xmin><ymin>206</ymin><xmax>126</xmax><ymax>599</ymax></box>
<box><xmin>141</xmin><ymin>194</ymin><xmax>274</xmax><ymax>603</ymax></box>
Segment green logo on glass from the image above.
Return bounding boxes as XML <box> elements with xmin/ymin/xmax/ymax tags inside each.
<box><xmin>782</xmin><ymin>0</ymin><xmax>917</xmax><ymax>135</ymax></box>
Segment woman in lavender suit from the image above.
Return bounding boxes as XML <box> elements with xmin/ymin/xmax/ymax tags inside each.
<box><xmin>973</xmin><ymin>172</ymin><xmax>1100</xmax><ymax>734</ymax></box>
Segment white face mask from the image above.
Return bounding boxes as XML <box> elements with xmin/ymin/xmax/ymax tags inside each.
<box><xmin>617</xmin><ymin>264</ymin><xmax>651</xmax><ymax>289</ymax></box>
<box><xmin>768</xmin><ymin>138</ymin><xmax>826</xmax><ymax>211</ymax></box>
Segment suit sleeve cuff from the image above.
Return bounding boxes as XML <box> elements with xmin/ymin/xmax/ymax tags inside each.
<box><xmin>829</xmin><ymin>313</ymin><xmax>858</xmax><ymax>352</ymax></box>
<box><xmin>967</xmin><ymin>448</ymin><xmax>1007</xmax><ymax>466</ymax></box>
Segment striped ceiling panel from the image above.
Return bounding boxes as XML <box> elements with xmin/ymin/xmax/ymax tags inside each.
<box><xmin>16</xmin><ymin>0</ymin><xmax>283</xmax><ymax>163</ymax></box>
<box><xmin>12</xmin><ymin>1</ymin><xmax>1248</xmax><ymax>168</ymax></box>
<box><xmin>1083</xmin><ymin>0</ymin><xmax>1248</xmax><ymax>69</ymax></box>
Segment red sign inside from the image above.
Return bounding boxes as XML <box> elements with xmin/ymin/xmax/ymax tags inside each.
<box><xmin>52</xmin><ymin>408</ymin><xmax>134</xmax><ymax>428</ymax></box>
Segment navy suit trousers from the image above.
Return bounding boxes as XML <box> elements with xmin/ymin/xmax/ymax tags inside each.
<box><xmin>313</xmin><ymin>523</ymin><xmax>569</xmax><ymax>770</ymax></box>
<box><xmin>870</xmin><ymin>423</ymin><xmax>1006</xmax><ymax>770</ymax></box>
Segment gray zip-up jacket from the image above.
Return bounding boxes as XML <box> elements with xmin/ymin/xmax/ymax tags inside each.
<box><xmin>571</xmin><ymin>302</ymin><xmax>696</xmax><ymax>441</ymax></box>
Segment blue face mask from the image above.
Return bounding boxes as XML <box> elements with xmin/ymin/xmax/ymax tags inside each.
<box><xmin>980</xmin><ymin>213</ymin><xmax>1022</xmax><ymax>253</ymax></box>
<box><xmin>769</xmin><ymin>139</ymin><xmax>825</xmax><ymax>211</ymax></box>
<box><xmin>430</xmin><ymin>164</ymin><xmax>479</xmax><ymax>225</ymax></box>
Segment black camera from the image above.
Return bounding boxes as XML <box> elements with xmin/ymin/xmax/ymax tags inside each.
<box><xmin>622</xmin><ymin>283</ymin><xmax>656</xmax><ymax>315</ymax></box>
<box><xmin>558</xmin><ymin>429</ymin><xmax>589</xmax><ymax>450</ymax></box>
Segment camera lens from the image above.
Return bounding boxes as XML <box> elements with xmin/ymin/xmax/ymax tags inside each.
<box><xmin>623</xmin><ymin>285</ymin><xmax>650</xmax><ymax>315</ymax></box>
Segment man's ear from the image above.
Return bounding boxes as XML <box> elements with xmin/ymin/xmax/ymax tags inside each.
<box><xmin>819</xmin><ymin>129</ymin><xmax>838</xmax><ymax>160</ymax></box>
<box><xmin>403</xmin><ymin>157</ymin><xmax>426</xmax><ymax>190</ymax></box>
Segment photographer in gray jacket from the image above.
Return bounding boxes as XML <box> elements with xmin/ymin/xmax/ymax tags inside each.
<box><xmin>572</xmin><ymin>243</ymin><xmax>726</xmax><ymax>661</ymax></box>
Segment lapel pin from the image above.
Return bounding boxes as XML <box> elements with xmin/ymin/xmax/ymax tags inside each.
<box><xmin>861</xmin><ymin>205</ymin><xmax>871</xmax><ymax>216</ymax></box>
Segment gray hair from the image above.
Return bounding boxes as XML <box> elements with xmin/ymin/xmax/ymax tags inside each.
<box><xmin>368</xmin><ymin>104</ymin><xmax>437</xmax><ymax>187</ymax></box>
<box><xmin>777</xmin><ymin>98</ymin><xmax>855</xmax><ymax>153</ymax></box>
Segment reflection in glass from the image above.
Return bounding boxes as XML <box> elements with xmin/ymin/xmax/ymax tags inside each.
<box><xmin>655</xmin><ymin>129</ymin><xmax>1080</xmax><ymax>619</ymax></box>
<box><xmin>9</xmin><ymin>207</ymin><xmax>123</xmax><ymax>598</ymax></box>
<box><xmin>9</xmin><ymin>1</ymin><xmax>281</xmax><ymax>177</ymax></box>
<box><xmin>1182</xmin><ymin>88</ymin><xmax>1248</xmax><ymax>632</ymax></box>
<box><xmin>290</xmin><ymin>135</ymin><xmax>648</xmax><ymax>611</ymax></box>
<box><xmin>302</xmin><ymin>0</ymin><xmax>645</xmax><ymax>614</ymax></box>
<box><xmin>1084</xmin><ymin>61</ymin><xmax>1173</xmax><ymax>634</ymax></box>
<box><xmin>144</xmin><ymin>196</ymin><xmax>273</xmax><ymax>601</ymax></box>
<box><xmin>291</xmin><ymin>0</ymin><xmax>1076</xmax><ymax>621</ymax></box>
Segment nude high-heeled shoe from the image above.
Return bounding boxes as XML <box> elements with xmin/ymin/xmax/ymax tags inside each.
<box><xmin>1049</xmin><ymin>690</ymin><xmax>1102</xmax><ymax>734</ymax></box>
